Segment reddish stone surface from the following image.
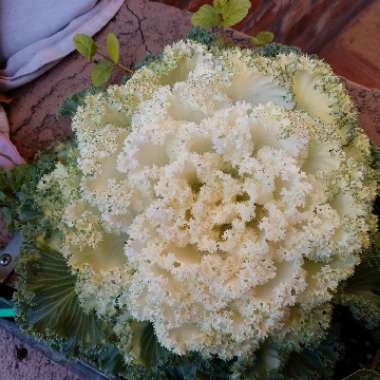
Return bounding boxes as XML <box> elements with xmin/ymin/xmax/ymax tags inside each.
<box><xmin>155</xmin><ymin>0</ymin><xmax>370</xmax><ymax>49</ymax></box>
<box><xmin>0</xmin><ymin>326</ymin><xmax>81</xmax><ymax>380</ymax></box>
<box><xmin>7</xmin><ymin>0</ymin><xmax>380</xmax><ymax>158</ymax></box>
<box><xmin>8</xmin><ymin>0</ymin><xmax>193</xmax><ymax>161</ymax></box>
<box><xmin>319</xmin><ymin>0</ymin><xmax>380</xmax><ymax>89</ymax></box>
<box><xmin>345</xmin><ymin>79</ymin><xmax>380</xmax><ymax>147</ymax></box>
<box><xmin>7</xmin><ymin>0</ymin><xmax>250</xmax><ymax>162</ymax></box>
<box><xmin>154</xmin><ymin>0</ymin><xmax>380</xmax><ymax>88</ymax></box>
<box><xmin>186</xmin><ymin>0</ymin><xmax>363</xmax><ymax>53</ymax></box>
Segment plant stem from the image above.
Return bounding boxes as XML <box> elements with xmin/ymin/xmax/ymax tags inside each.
<box><xmin>117</xmin><ymin>62</ymin><xmax>133</xmax><ymax>74</ymax></box>
<box><xmin>220</xmin><ymin>25</ymin><xmax>227</xmax><ymax>45</ymax></box>
<box><xmin>96</xmin><ymin>51</ymin><xmax>134</xmax><ymax>75</ymax></box>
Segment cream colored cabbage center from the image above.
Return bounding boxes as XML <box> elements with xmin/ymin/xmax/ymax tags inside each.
<box><xmin>121</xmin><ymin>96</ymin><xmax>361</xmax><ymax>357</ymax></box>
<box><xmin>65</xmin><ymin>41</ymin><xmax>375</xmax><ymax>359</ymax></box>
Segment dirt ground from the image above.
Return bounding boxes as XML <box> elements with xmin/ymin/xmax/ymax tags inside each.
<box><xmin>0</xmin><ymin>326</ymin><xmax>81</xmax><ymax>380</ymax></box>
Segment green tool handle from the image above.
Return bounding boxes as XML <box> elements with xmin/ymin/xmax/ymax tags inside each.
<box><xmin>0</xmin><ymin>308</ymin><xmax>15</xmax><ymax>318</ymax></box>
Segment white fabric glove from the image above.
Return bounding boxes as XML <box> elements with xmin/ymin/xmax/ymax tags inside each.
<box><xmin>0</xmin><ymin>0</ymin><xmax>124</xmax><ymax>164</ymax></box>
<box><xmin>0</xmin><ymin>106</ymin><xmax>24</xmax><ymax>170</ymax></box>
<box><xmin>0</xmin><ymin>0</ymin><xmax>124</xmax><ymax>90</ymax></box>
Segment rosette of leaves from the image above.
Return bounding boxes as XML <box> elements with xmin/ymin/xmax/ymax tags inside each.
<box><xmin>6</xmin><ymin>26</ymin><xmax>380</xmax><ymax>380</ymax></box>
<box><xmin>1</xmin><ymin>150</ymin><xmax>124</xmax><ymax>377</ymax></box>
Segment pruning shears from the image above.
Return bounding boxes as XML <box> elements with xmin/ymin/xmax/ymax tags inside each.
<box><xmin>0</xmin><ymin>232</ymin><xmax>21</xmax><ymax>318</ymax></box>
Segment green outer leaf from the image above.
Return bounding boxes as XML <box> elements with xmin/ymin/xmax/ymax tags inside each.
<box><xmin>17</xmin><ymin>244</ymin><xmax>104</xmax><ymax>347</ymax></box>
<box><xmin>9</xmin><ymin>145</ymin><xmax>131</xmax><ymax>378</ymax></box>
<box><xmin>139</xmin><ymin>323</ymin><xmax>165</xmax><ymax>369</ymax></box>
<box><xmin>187</xmin><ymin>27</ymin><xmax>219</xmax><ymax>46</ymax></box>
<box><xmin>91</xmin><ymin>60</ymin><xmax>114</xmax><ymax>87</ymax></box>
<box><xmin>191</xmin><ymin>4</ymin><xmax>221</xmax><ymax>29</ymax></box>
<box><xmin>213</xmin><ymin>0</ymin><xmax>226</xmax><ymax>13</ymax></box>
<box><xmin>251</xmin><ymin>43</ymin><xmax>302</xmax><ymax>58</ymax></box>
<box><xmin>73</xmin><ymin>34</ymin><xmax>96</xmax><ymax>61</ymax></box>
<box><xmin>97</xmin><ymin>345</ymin><xmax>128</xmax><ymax>377</ymax></box>
<box><xmin>15</xmin><ymin>243</ymin><xmax>129</xmax><ymax>376</ymax></box>
<box><xmin>218</xmin><ymin>0</ymin><xmax>251</xmax><ymax>27</ymax></box>
<box><xmin>251</xmin><ymin>31</ymin><xmax>275</xmax><ymax>46</ymax></box>
<box><xmin>343</xmin><ymin>369</ymin><xmax>380</xmax><ymax>380</ymax></box>
<box><xmin>335</xmin><ymin>235</ymin><xmax>380</xmax><ymax>329</ymax></box>
<box><xmin>57</xmin><ymin>87</ymin><xmax>97</xmax><ymax>119</ymax></box>
<box><xmin>282</xmin><ymin>336</ymin><xmax>341</xmax><ymax>380</ymax></box>
<box><xmin>106</xmin><ymin>33</ymin><xmax>120</xmax><ymax>64</ymax></box>
<box><xmin>1</xmin><ymin>206</ymin><xmax>13</xmax><ymax>229</ymax></box>
<box><xmin>0</xmin><ymin>191</ymin><xmax>13</xmax><ymax>207</ymax></box>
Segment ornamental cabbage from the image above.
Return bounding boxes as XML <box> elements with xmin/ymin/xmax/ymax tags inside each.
<box><xmin>34</xmin><ymin>40</ymin><xmax>377</xmax><ymax>362</ymax></box>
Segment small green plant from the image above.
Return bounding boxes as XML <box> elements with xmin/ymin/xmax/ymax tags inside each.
<box><xmin>73</xmin><ymin>33</ymin><xmax>133</xmax><ymax>87</ymax></box>
<box><xmin>250</xmin><ymin>30</ymin><xmax>274</xmax><ymax>46</ymax></box>
<box><xmin>192</xmin><ymin>0</ymin><xmax>251</xmax><ymax>29</ymax></box>
<box><xmin>73</xmin><ymin>3</ymin><xmax>273</xmax><ymax>86</ymax></box>
<box><xmin>191</xmin><ymin>0</ymin><xmax>274</xmax><ymax>46</ymax></box>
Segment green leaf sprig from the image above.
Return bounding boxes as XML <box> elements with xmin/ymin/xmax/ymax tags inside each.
<box><xmin>192</xmin><ymin>0</ymin><xmax>251</xmax><ymax>29</ymax></box>
<box><xmin>73</xmin><ymin>33</ymin><xmax>133</xmax><ymax>87</ymax></box>
<box><xmin>192</xmin><ymin>0</ymin><xmax>274</xmax><ymax>47</ymax></box>
<box><xmin>250</xmin><ymin>30</ymin><xmax>274</xmax><ymax>46</ymax></box>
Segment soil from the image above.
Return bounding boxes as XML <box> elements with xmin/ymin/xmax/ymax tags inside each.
<box><xmin>0</xmin><ymin>325</ymin><xmax>81</xmax><ymax>380</ymax></box>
